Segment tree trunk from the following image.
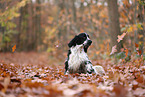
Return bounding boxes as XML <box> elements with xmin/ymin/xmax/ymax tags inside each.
<box><xmin>144</xmin><ymin>2</ymin><xmax>145</xmax><ymax>54</ymax></box>
<box><xmin>65</xmin><ymin>0</ymin><xmax>70</xmax><ymax>39</ymax></box>
<box><xmin>71</xmin><ymin>0</ymin><xmax>77</xmax><ymax>23</ymax></box>
<box><xmin>35</xmin><ymin>0</ymin><xmax>42</xmax><ymax>51</ymax></box>
<box><xmin>137</xmin><ymin>1</ymin><xmax>144</xmax><ymax>55</ymax></box>
<box><xmin>71</xmin><ymin>0</ymin><xmax>78</xmax><ymax>33</ymax></box>
<box><xmin>107</xmin><ymin>0</ymin><xmax>123</xmax><ymax>52</ymax></box>
<box><xmin>0</xmin><ymin>2</ymin><xmax>6</xmax><ymax>52</ymax></box>
<box><xmin>17</xmin><ymin>7</ymin><xmax>22</xmax><ymax>51</ymax></box>
<box><xmin>134</xmin><ymin>0</ymin><xmax>138</xmax><ymax>50</ymax></box>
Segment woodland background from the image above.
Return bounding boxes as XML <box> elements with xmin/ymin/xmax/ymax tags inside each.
<box><xmin>0</xmin><ymin>0</ymin><xmax>144</xmax><ymax>57</ymax></box>
<box><xmin>0</xmin><ymin>0</ymin><xmax>145</xmax><ymax>97</ymax></box>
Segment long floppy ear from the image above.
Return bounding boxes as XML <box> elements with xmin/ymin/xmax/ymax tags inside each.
<box><xmin>84</xmin><ymin>46</ymin><xmax>89</xmax><ymax>53</ymax></box>
<box><xmin>68</xmin><ymin>35</ymin><xmax>78</xmax><ymax>48</ymax></box>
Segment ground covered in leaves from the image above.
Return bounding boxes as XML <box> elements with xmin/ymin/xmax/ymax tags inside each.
<box><xmin>0</xmin><ymin>52</ymin><xmax>145</xmax><ymax>97</ymax></box>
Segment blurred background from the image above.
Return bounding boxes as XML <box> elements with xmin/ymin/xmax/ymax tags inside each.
<box><xmin>0</xmin><ymin>0</ymin><xmax>144</xmax><ymax>64</ymax></box>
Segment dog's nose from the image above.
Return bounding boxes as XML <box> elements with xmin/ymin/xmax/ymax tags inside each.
<box><xmin>88</xmin><ymin>40</ymin><xmax>92</xmax><ymax>45</ymax></box>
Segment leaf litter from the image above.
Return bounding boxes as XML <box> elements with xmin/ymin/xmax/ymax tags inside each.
<box><xmin>0</xmin><ymin>52</ymin><xmax>145</xmax><ymax>97</ymax></box>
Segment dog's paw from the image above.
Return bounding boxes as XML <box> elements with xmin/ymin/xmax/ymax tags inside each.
<box><xmin>93</xmin><ymin>65</ymin><xmax>105</xmax><ymax>76</ymax></box>
<box><xmin>64</xmin><ymin>70</ymin><xmax>69</xmax><ymax>75</ymax></box>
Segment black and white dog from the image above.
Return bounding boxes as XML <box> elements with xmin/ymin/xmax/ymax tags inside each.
<box><xmin>64</xmin><ymin>33</ymin><xmax>95</xmax><ymax>74</ymax></box>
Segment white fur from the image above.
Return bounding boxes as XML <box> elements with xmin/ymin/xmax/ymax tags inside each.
<box><xmin>68</xmin><ymin>44</ymin><xmax>89</xmax><ymax>71</ymax></box>
<box><xmin>85</xmin><ymin>62</ymin><xmax>93</xmax><ymax>72</ymax></box>
<box><xmin>83</xmin><ymin>34</ymin><xmax>91</xmax><ymax>45</ymax></box>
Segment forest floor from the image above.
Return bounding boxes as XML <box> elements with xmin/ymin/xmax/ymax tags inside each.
<box><xmin>0</xmin><ymin>52</ymin><xmax>145</xmax><ymax>97</ymax></box>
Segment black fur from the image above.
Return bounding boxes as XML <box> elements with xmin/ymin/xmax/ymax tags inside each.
<box><xmin>64</xmin><ymin>50</ymin><xmax>71</xmax><ymax>74</ymax></box>
<box><xmin>65</xmin><ymin>33</ymin><xmax>94</xmax><ymax>74</ymax></box>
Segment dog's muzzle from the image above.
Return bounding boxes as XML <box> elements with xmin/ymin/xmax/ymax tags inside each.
<box><xmin>87</xmin><ymin>40</ymin><xmax>92</xmax><ymax>46</ymax></box>
<box><xmin>85</xmin><ymin>40</ymin><xmax>92</xmax><ymax>47</ymax></box>
<box><xmin>83</xmin><ymin>39</ymin><xmax>92</xmax><ymax>48</ymax></box>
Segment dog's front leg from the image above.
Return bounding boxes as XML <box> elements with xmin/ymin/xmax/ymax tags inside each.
<box><xmin>64</xmin><ymin>60</ymin><xmax>69</xmax><ymax>75</ymax></box>
<box><xmin>85</xmin><ymin>61</ymin><xmax>94</xmax><ymax>74</ymax></box>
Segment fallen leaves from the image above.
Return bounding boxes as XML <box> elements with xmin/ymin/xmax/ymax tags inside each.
<box><xmin>3</xmin><ymin>76</ymin><xmax>10</xmax><ymax>93</ymax></box>
<box><xmin>113</xmin><ymin>84</ymin><xmax>127</xmax><ymax>97</ymax></box>
<box><xmin>0</xmin><ymin>52</ymin><xmax>145</xmax><ymax>97</ymax></box>
<box><xmin>133</xmin><ymin>88</ymin><xmax>145</xmax><ymax>96</ymax></box>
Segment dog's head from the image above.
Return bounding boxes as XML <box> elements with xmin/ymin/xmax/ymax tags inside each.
<box><xmin>68</xmin><ymin>33</ymin><xmax>92</xmax><ymax>52</ymax></box>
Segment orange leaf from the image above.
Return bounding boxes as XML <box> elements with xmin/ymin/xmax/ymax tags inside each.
<box><xmin>12</xmin><ymin>45</ymin><xmax>16</xmax><ymax>52</ymax></box>
<box><xmin>124</xmin><ymin>48</ymin><xmax>128</xmax><ymax>59</ymax></box>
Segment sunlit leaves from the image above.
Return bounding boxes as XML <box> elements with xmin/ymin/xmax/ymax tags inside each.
<box><xmin>138</xmin><ymin>0</ymin><xmax>145</xmax><ymax>5</ymax></box>
<box><xmin>0</xmin><ymin>0</ymin><xmax>28</xmax><ymax>29</ymax></box>
<box><xmin>136</xmin><ymin>23</ymin><xmax>143</xmax><ymax>30</ymax></box>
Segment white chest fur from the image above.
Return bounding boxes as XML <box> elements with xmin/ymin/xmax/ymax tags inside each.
<box><xmin>68</xmin><ymin>45</ymin><xmax>89</xmax><ymax>71</ymax></box>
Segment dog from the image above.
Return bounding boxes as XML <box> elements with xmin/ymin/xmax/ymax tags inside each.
<box><xmin>64</xmin><ymin>33</ymin><xmax>95</xmax><ymax>74</ymax></box>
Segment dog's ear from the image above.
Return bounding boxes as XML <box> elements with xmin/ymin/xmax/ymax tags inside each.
<box><xmin>84</xmin><ymin>46</ymin><xmax>89</xmax><ymax>53</ymax></box>
<box><xmin>68</xmin><ymin>35</ymin><xmax>78</xmax><ymax>47</ymax></box>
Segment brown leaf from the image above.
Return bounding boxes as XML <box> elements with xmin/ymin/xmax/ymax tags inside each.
<box><xmin>75</xmin><ymin>90</ymin><xmax>94</xmax><ymax>97</ymax></box>
<box><xmin>136</xmin><ymin>76</ymin><xmax>144</xmax><ymax>83</ymax></box>
<box><xmin>2</xmin><ymin>76</ymin><xmax>10</xmax><ymax>93</ymax></box>
<box><xmin>133</xmin><ymin>88</ymin><xmax>145</xmax><ymax>96</ymax></box>
<box><xmin>68</xmin><ymin>85</ymin><xmax>78</xmax><ymax>90</ymax></box>
<box><xmin>135</xmin><ymin>43</ymin><xmax>139</xmax><ymax>48</ymax></box>
<box><xmin>113</xmin><ymin>84</ymin><xmax>127</xmax><ymax>97</ymax></box>
<box><xmin>132</xmin><ymin>80</ymin><xmax>138</xmax><ymax>90</ymax></box>
<box><xmin>0</xmin><ymin>83</ymin><xmax>4</xmax><ymax>90</ymax></box>
<box><xmin>137</xmin><ymin>50</ymin><xmax>142</xmax><ymax>55</ymax></box>
<box><xmin>46</xmin><ymin>87</ymin><xmax>63</xmax><ymax>97</ymax></box>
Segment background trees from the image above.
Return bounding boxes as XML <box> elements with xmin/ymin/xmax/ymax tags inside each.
<box><xmin>0</xmin><ymin>0</ymin><xmax>144</xmax><ymax>57</ymax></box>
